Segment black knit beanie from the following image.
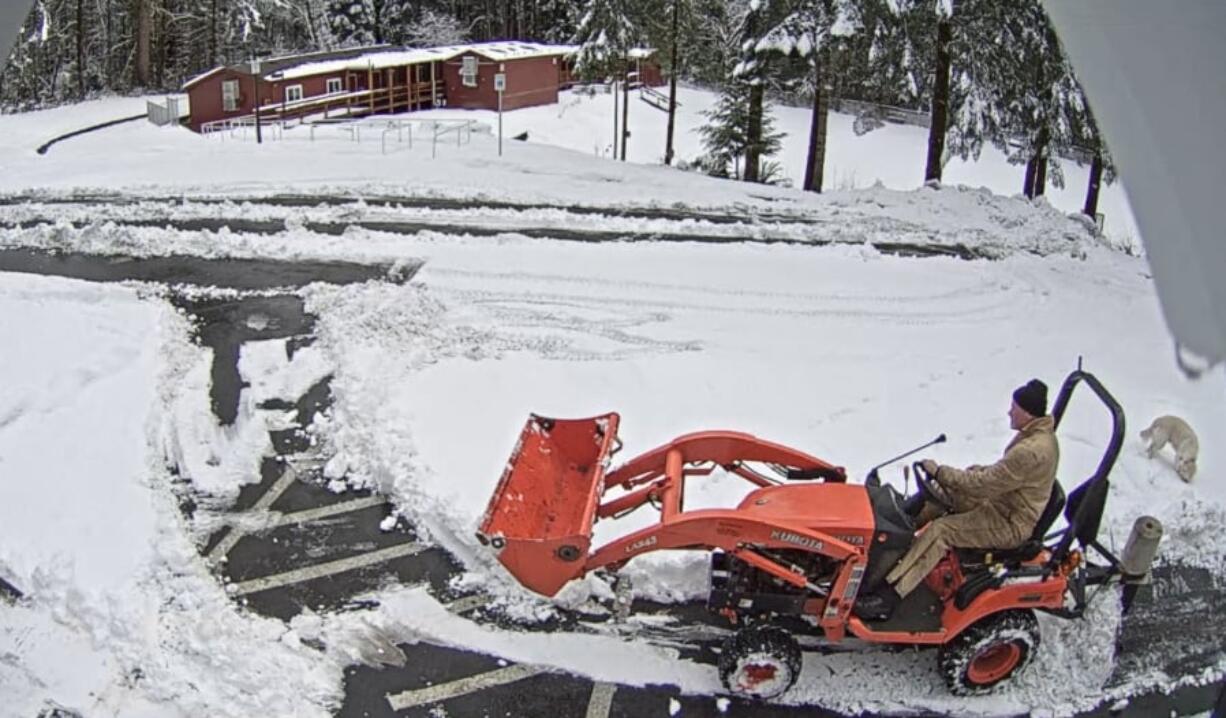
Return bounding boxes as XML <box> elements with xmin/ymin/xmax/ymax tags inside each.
<box><xmin>1013</xmin><ymin>379</ymin><xmax>1048</xmax><ymax>417</ymax></box>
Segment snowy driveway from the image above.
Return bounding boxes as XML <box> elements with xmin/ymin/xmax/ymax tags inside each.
<box><xmin>1</xmin><ymin>197</ymin><xmax>1223</xmax><ymax>718</ymax></box>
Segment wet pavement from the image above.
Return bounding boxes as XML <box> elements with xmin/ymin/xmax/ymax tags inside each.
<box><xmin>2</xmin><ymin>236</ymin><xmax>1222</xmax><ymax>718</ymax></box>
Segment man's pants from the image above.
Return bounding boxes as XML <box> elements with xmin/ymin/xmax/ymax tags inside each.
<box><xmin>885</xmin><ymin>508</ymin><xmax>1021</xmax><ymax>598</ymax></box>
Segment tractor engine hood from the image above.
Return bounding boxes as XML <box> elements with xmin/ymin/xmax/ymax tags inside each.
<box><xmin>736</xmin><ymin>483</ymin><xmax>876</xmax><ymax>549</ymax></box>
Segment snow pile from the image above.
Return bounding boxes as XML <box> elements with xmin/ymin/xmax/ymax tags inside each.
<box><xmin>159</xmin><ymin>340</ymin><xmax>272</xmax><ymax>505</ymax></box>
<box><xmin>0</xmin><ymin>275</ymin><xmax>392</xmax><ymax>717</ymax></box>
<box><xmin>0</xmin><ymin>182</ymin><xmax>1107</xmax><ymax>260</ymax></box>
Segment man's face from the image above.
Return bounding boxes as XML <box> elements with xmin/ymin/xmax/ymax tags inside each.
<box><xmin>1008</xmin><ymin>400</ymin><xmax>1032</xmax><ymax>430</ymax></box>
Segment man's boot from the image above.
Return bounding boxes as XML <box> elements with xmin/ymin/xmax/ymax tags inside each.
<box><xmin>853</xmin><ymin>585</ymin><xmax>901</xmax><ymax>621</ymax></box>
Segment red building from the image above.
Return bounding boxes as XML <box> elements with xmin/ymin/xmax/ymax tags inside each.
<box><xmin>184</xmin><ymin>42</ymin><xmax>590</xmax><ymax>133</ymax></box>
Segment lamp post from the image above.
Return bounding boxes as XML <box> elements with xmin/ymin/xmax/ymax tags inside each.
<box><xmin>250</xmin><ymin>57</ymin><xmax>263</xmax><ymax>144</ymax></box>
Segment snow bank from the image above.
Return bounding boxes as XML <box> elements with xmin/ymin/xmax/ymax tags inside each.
<box><xmin>0</xmin><ymin>275</ymin><xmax>379</xmax><ymax>716</ymax></box>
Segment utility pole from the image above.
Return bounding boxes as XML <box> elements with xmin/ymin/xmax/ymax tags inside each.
<box><xmin>251</xmin><ymin>58</ymin><xmax>263</xmax><ymax>144</ymax></box>
<box><xmin>612</xmin><ymin>77</ymin><xmax>619</xmax><ymax>159</ymax></box>
<box><xmin>621</xmin><ymin>54</ymin><xmax>630</xmax><ymax>161</ymax></box>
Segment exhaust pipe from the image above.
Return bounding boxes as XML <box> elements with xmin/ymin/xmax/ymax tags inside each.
<box><xmin>1120</xmin><ymin>515</ymin><xmax>1163</xmax><ymax>582</ymax></box>
<box><xmin>1119</xmin><ymin>516</ymin><xmax>1163</xmax><ymax>614</ymax></box>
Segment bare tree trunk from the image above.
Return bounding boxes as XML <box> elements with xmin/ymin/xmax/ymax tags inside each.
<box><xmin>1083</xmin><ymin>151</ymin><xmax>1103</xmax><ymax>217</ymax></box>
<box><xmin>135</xmin><ymin>0</ymin><xmax>152</xmax><ymax>87</ymax></box>
<box><xmin>1033</xmin><ymin>150</ymin><xmax>1048</xmax><ymax>197</ymax></box>
<box><xmin>664</xmin><ymin>0</ymin><xmax>680</xmax><ymax>166</ymax></box>
<box><xmin>744</xmin><ymin>82</ymin><xmax>764</xmax><ymax>183</ymax></box>
<box><xmin>803</xmin><ymin>53</ymin><xmax>826</xmax><ymax>192</ymax></box>
<box><xmin>1025</xmin><ymin>125</ymin><xmax>1050</xmax><ymax>198</ymax></box>
<box><xmin>209</xmin><ymin>0</ymin><xmax>218</xmax><ymax>67</ymax></box>
<box><xmin>924</xmin><ymin>17</ymin><xmax>952</xmax><ymax>183</ymax></box>
<box><xmin>76</xmin><ymin>0</ymin><xmax>86</xmax><ymax>98</ymax></box>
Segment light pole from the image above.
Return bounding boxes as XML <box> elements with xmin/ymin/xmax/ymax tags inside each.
<box><xmin>250</xmin><ymin>57</ymin><xmax>262</xmax><ymax>144</ymax></box>
<box><xmin>495</xmin><ymin>72</ymin><xmax>506</xmax><ymax>156</ymax></box>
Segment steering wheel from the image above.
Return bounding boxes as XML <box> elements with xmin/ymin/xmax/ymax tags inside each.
<box><xmin>912</xmin><ymin>461</ymin><xmax>954</xmax><ymax>513</ymax></box>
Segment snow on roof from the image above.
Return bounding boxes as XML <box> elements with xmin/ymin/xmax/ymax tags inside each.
<box><xmin>183</xmin><ymin>66</ymin><xmax>233</xmax><ymax>90</ymax></box>
<box><xmin>266</xmin><ymin>42</ymin><xmax>578</xmax><ymax>82</ymax></box>
<box><xmin>461</xmin><ymin>41</ymin><xmax>579</xmax><ymax>62</ymax></box>
<box><xmin>271</xmin><ymin>47</ymin><xmax>460</xmax><ymax>81</ymax></box>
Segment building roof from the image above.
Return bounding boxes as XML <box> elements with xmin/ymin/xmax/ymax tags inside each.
<box><xmin>183</xmin><ymin>66</ymin><xmax>230</xmax><ymax>89</ymax></box>
<box><xmin>273</xmin><ymin>46</ymin><xmax>458</xmax><ymax>81</ymax></box>
<box><xmin>268</xmin><ymin>42</ymin><xmax>578</xmax><ymax>82</ymax></box>
<box><xmin>184</xmin><ymin>45</ymin><xmax>394</xmax><ymax>88</ymax></box>
<box><xmin>461</xmin><ymin>41</ymin><xmax>580</xmax><ymax>62</ymax></box>
<box><xmin>184</xmin><ymin>42</ymin><xmax>600</xmax><ymax>89</ymax></box>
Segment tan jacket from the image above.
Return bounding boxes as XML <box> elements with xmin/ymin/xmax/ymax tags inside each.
<box><xmin>936</xmin><ymin>416</ymin><xmax>1060</xmax><ymax>547</ymax></box>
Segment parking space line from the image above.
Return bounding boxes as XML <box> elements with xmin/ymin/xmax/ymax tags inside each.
<box><xmin>585</xmin><ymin>682</ymin><xmax>617</xmax><ymax>718</ymax></box>
<box><xmin>230</xmin><ymin>541</ymin><xmax>426</xmax><ymax>596</ymax></box>
<box><xmin>207</xmin><ymin>461</ymin><xmax>302</xmax><ymax>561</ymax></box>
<box><xmin>386</xmin><ymin>664</ymin><xmax>547</xmax><ymax>711</ymax></box>
<box><xmin>266</xmin><ymin>495</ymin><xmax>388</xmax><ymax>528</ymax></box>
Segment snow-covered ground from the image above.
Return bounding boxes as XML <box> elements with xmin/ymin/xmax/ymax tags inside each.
<box><xmin>0</xmin><ymin>94</ymin><xmax>1221</xmax><ymax>717</ymax></box>
<box><xmin>0</xmin><ymin>86</ymin><xmax>1139</xmax><ymax>250</ymax></box>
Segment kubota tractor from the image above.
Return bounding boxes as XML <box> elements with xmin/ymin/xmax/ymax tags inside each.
<box><xmin>476</xmin><ymin>367</ymin><xmax>1159</xmax><ymax>699</ymax></box>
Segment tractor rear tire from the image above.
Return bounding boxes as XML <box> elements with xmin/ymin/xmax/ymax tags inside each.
<box><xmin>938</xmin><ymin>609</ymin><xmax>1040</xmax><ymax>695</ymax></box>
<box><xmin>718</xmin><ymin>625</ymin><xmax>802</xmax><ymax>700</ymax></box>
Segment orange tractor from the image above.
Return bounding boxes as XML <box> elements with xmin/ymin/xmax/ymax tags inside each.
<box><xmin>477</xmin><ymin>368</ymin><xmax>1155</xmax><ymax>698</ymax></box>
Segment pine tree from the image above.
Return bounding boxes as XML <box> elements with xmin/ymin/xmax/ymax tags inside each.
<box><xmin>700</xmin><ymin>4</ymin><xmax>783</xmax><ymax>186</ymax></box>
<box><xmin>753</xmin><ymin>0</ymin><xmax>861</xmax><ymax>192</ymax></box>
<box><xmin>573</xmin><ymin>0</ymin><xmax>642</xmax><ymax>160</ymax></box>
<box><xmin>328</xmin><ymin>0</ymin><xmax>410</xmax><ymax>46</ymax></box>
<box><xmin>404</xmin><ymin>8</ymin><xmax>469</xmax><ymax>46</ymax></box>
<box><xmin>735</xmin><ymin>0</ymin><xmax>768</xmax><ymax>182</ymax></box>
<box><xmin>699</xmin><ymin>76</ymin><xmax>751</xmax><ymax>177</ymax></box>
<box><xmin>945</xmin><ymin>0</ymin><xmax>1093</xmax><ymax>199</ymax></box>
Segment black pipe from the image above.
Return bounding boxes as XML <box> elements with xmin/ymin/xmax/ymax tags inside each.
<box><xmin>865</xmin><ymin>434</ymin><xmax>947</xmax><ymax>485</ymax></box>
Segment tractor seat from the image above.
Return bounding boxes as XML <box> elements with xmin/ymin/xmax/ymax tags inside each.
<box><xmin>957</xmin><ymin>481</ymin><xmax>1066</xmax><ymax>566</ymax></box>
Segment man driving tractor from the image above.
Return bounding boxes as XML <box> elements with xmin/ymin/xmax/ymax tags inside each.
<box><xmin>855</xmin><ymin>379</ymin><xmax>1060</xmax><ymax>620</ymax></box>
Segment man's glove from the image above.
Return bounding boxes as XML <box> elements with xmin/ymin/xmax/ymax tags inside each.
<box><xmin>921</xmin><ymin>459</ymin><xmax>940</xmax><ymax>477</ymax></box>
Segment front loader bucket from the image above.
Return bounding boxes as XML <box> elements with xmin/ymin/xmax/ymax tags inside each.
<box><xmin>477</xmin><ymin>413</ymin><xmax>620</xmax><ymax>596</ymax></box>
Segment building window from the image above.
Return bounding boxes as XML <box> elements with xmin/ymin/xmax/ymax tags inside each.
<box><xmin>326</xmin><ymin>77</ymin><xmax>343</xmax><ymax>94</ymax></box>
<box><xmin>222</xmin><ymin>79</ymin><xmax>239</xmax><ymax>112</ymax></box>
<box><xmin>285</xmin><ymin>84</ymin><xmax>303</xmax><ymax>103</ymax></box>
<box><xmin>461</xmin><ymin>56</ymin><xmax>478</xmax><ymax>88</ymax></box>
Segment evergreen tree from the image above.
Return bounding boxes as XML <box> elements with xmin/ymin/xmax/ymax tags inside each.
<box><xmin>573</xmin><ymin>0</ymin><xmax>637</xmax><ymax>80</ymax></box>
<box><xmin>404</xmin><ymin>8</ymin><xmax>469</xmax><ymax>46</ymax></box>
<box><xmin>328</xmin><ymin>0</ymin><xmax>410</xmax><ymax>46</ymax></box>
<box><xmin>945</xmin><ymin>0</ymin><xmax>1094</xmax><ymax>198</ymax></box>
<box><xmin>573</xmin><ymin>0</ymin><xmax>642</xmax><ymax>160</ymax></box>
<box><xmin>734</xmin><ymin>0</ymin><xmax>772</xmax><ymax>183</ymax></box>
<box><xmin>699</xmin><ymin>75</ymin><xmax>751</xmax><ymax>177</ymax></box>
<box><xmin>753</xmin><ymin>0</ymin><xmax>860</xmax><ymax>192</ymax></box>
<box><xmin>699</xmin><ymin>0</ymin><xmax>782</xmax><ymax>184</ymax></box>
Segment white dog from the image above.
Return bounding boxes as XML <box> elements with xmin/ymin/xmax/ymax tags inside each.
<box><xmin>1140</xmin><ymin>415</ymin><xmax>1199</xmax><ymax>482</ymax></box>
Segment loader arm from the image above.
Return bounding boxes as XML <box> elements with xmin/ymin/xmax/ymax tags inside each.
<box><xmin>477</xmin><ymin>414</ymin><xmax>852</xmax><ymax>598</ymax></box>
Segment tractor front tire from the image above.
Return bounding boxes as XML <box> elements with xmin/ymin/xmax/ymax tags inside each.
<box><xmin>718</xmin><ymin>625</ymin><xmax>802</xmax><ymax>700</ymax></box>
<box><xmin>939</xmin><ymin>609</ymin><xmax>1040</xmax><ymax>695</ymax></box>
